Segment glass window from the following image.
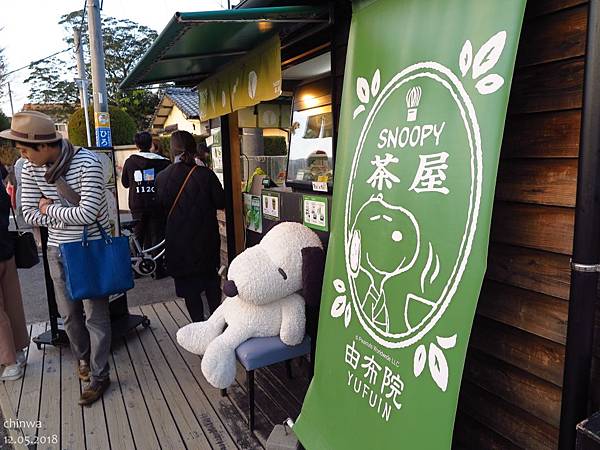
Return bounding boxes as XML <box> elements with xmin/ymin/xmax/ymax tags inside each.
<box><xmin>287</xmin><ymin>105</ymin><xmax>334</xmax><ymax>185</ymax></box>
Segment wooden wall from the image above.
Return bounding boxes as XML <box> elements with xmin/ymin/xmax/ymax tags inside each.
<box><xmin>453</xmin><ymin>1</ymin><xmax>587</xmax><ymax>449</ymax></box>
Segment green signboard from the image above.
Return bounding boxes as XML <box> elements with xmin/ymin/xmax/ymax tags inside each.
<box><xmin>294</xmin><ymin>0</ymin><xmax>526</xmax><ymax>448</ymax></box>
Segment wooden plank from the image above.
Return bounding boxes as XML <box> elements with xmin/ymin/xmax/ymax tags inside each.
<box><xmin>464</xmin><ymin>349</ymin><xmax>562</xmax><ymax>427</ymax></box>
<box><xmin>5</xmin><ymin>324</ymin><xmax>31</xmax><ymax>416</ymax></box>
<box><xmin>486</xmin><ymin>243</ymin><xmax>571</xmax><ymax>300</ymax></box>
<box><xmin>166</xmin><ymin>300</ymin><xmax>268</xmax><ymax>448</ymax></box>
<box><xmin>16</xmin><ymin>322</ymin><xmax>45</xmax><ymax>439</ymax></box>
<box><xmin>508</xmin><ymin>58</ymin><xmax>584</xmax><ymax>114</ymax></box>
<box><xmin>525</xmin><ymin>0</ymin><xmax>587</xmax><ymax>20</ymax></box>
<box><xmin>163</xmin><ymin>301</ymin><xmax>264</xmax><ymax>450</ymax></box>
<box><xmin>117</xmin><ymin>326</ymin><xmax>182</xmax><ymax>450</ymax></box>
<box><xmin>495</xmin><ymin>158</ymin><xmax>578</xmax><ymax>207</ymax></box>
<box><xmin>38</xmin><ymin>343</ymin><xmax>61</xmax><ymax>448</ymax></box>
<box><xmin>60</xmin><ymin>345</ymin><xmax>85</xmax><ymax>450</ymax></box>
<box><xmin>501</xmin><ymin>109</ymin><xmax>581</xmax><ymax>159</ymax></box>
<box><xmin>477</xmin><ymin>280</ymin><xmax>568</xmax><ymax>344</ymax></box>
<box><xmin>0</xmin><ymin>383</ymin><xmax>28</xmax><ymax>450</ymax></box>
<box><xmin>133</xmin><ymin>307</ymin><xmax>213</xmax><ymax>450</ymax></box>
<box><xmin>458</xmin><ymin>382</ymin><xmax>559</xmax><ymax>450</ymax></box>
<box><xmin>490</xmin><ymin>202</ymin><xmax>574</xmax><ymax>255</ymax></box>
<box><xmin>470</xmin><ymin>316</ymin><xmax>565</xmax><ymax>386</ymax></box>
<box><xmin>103</xmin><ymin>350</ymin><xmax>136</xmax><ymax>450</ymax></box>
<box><xmin>82</xmin><ymin>385</ymin><xmax>110</xmax><ymax>450</ymax></box>
<box><xmin>262</xmin><ymin>360</ymin><xmax>310</xmax><ymax>409</ymax></box>
<box><xmin>142</xmin><ymin>304</ymin><xmax>238</xmax><ymax>450</ymax></box>
<box><xmin>453</xmin><ymin>411</ymin><xmax>521</xmax><ymax>450</ymax></box>
<box><xmin>234</xmin><ymin>363</ymin><xmax>293</xmax><ymax>426</ymax></box>
<box><xmin>517</xmin><ymin>4</ymin><xmax>587</xmax><ymax>67</ymax></box>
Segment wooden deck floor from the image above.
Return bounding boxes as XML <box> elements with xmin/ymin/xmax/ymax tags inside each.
<box><xmin>0</xmin><ymin>300</ymin><xmax>311</xmax><ymax>450</ymax></box>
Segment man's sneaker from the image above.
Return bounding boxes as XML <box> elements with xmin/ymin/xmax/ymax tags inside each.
<box><xmin>78</xmin><ymin>377</ymin><xmax>110</xmax><ymax>406</ymax></box>
<box><xmin>78</xmin><ymin>360</ymin><xmax>91</xmax><ymax>382</ymax></box>
<box><xmin>0</xmin><ymin>364</ymin><xmax>24</xmax><ymax>381</ymax></box>
<box><xmin>16</xmin><ymin>350</ymin><xmax>27</xmax><ymax>368</ymax></box>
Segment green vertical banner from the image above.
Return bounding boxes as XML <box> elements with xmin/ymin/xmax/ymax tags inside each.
<box><xmin>294</xmin><ymin>1</ymin><xmax>526</xmax><ymax>449</ymax></box>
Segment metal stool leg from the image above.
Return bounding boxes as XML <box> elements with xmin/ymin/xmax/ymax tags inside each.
<box><xmin>221</xmin><ymin>388</ymin><xmax>227</xmax><ymax>397</ymax></box>
<box><xmin>247</xmin><ymin>370</ymin><xmax>255</xmax><ymax>432</ymax></box>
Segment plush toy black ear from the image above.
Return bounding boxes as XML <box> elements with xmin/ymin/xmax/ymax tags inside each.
<box><xmin>302</xmin><ymin>246</ymin><xmax>326</xmax><ymax>377</ymax></box>
<box><xmin>301</xmin><ymin>246</ymin><xmax>326</xmax><ymax>307</ymax></box>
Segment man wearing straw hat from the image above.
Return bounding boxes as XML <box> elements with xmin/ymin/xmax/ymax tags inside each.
<box><xmin>0</xmin><ymin>111</ymin><xmax>112</xmax><ymax>406</ymax></box>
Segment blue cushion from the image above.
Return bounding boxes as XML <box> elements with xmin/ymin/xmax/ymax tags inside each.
<box><xmin>235</xmin><ymin>335</ymin><xmax>311</xmax><ymax>371</ymax></box>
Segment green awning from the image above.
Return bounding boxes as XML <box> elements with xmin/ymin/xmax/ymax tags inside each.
<box><xmin>120</xmin><ymin>5</ymin><xmax>330</xmax><ymax>89</ymax></box>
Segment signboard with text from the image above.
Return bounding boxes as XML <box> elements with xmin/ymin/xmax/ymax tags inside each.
<box><xmin>293</xmin><ymin>0</ymin><xmax>526</xmax><ymax>448</ymax></box>
<box><xmin>94</xmin><ymin>112</ymin><xmax>112</xmax><ymax>148</ymax></box>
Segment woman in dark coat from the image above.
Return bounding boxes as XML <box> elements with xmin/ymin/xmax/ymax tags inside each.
<box><xmin>156</xmin><ymin>131</ymin><xmax>225</xmax><ymax>322</ymax></box>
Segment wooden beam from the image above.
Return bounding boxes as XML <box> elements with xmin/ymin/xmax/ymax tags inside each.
<box><xmin>227</xmin><ymin>112</ymin><xmax>245</xmax><ymax>255</ymax></box>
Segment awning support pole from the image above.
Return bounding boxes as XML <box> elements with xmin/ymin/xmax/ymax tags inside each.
<box><xmin>559</xmin><ymin>1</ymin><xmax>600</xmax><ymax>448</ymax></box>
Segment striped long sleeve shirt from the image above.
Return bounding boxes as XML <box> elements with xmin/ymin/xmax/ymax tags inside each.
<box><xmin>21</xmin><ymin>149</ymin><xmax>111</xmax><ymax>246</ymax></box>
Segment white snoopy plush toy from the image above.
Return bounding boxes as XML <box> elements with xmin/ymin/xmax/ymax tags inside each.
<box><xmin>176</xmin><ymin>221</ymin><xmax>323</xmax><ymax>389</ymax></box>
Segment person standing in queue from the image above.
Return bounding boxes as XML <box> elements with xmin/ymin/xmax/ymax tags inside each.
<box><xmin>155</xmin><ymin>131</ymin><xmax>225</xmax><ymax>322</ymax></box>
<box><xmin>121</xmin><ymin>131</ymin><xmax>171</xmax><ymax>279</ymax></box>
<box><xmin>0</xmin><ymin>170</ymin><xmax>29</xmax><ymax>381</ymax></box>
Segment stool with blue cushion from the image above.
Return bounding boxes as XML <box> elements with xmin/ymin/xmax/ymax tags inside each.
<box><xmin>223</xmin><ymin>335</ymin><xmax>311</xmax><ymax>431</ymax></box>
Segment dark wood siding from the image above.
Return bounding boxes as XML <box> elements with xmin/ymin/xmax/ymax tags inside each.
<box><xmin>454</xmin><ymin>1</ymin><xmax>587</xmax><ymax>448</ymax></box>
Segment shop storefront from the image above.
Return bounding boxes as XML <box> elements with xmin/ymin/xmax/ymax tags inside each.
<box><xmin>121</xmin><ymin>1</ymin><xmax>600</xmax><ymax>448</ymax></box>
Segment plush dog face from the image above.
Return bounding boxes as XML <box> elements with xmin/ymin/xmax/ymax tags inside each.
<box><xmin>225</xmin><ymin>222</ymin><xmax>323</xmax><ymax>305</ymax></box>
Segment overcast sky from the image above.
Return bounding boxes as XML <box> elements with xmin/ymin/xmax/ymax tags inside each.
<box><xmin>0</xmin><ymin>0</ymin><xmax>240</xmax><ymax>116</ymax></box>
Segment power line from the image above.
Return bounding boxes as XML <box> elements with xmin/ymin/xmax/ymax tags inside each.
<box><xmin>1</xmin><ymin>48</ymin><xmax>71</xmax><ymax>83</ymax></box>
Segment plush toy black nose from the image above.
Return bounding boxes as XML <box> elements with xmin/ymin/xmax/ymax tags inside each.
<box><xmin>223</xmin><ymin>280</ymin><xmax>238</xmax><ymax>297</ymax></box>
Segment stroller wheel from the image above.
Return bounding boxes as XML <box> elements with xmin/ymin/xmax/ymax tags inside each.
<box><xmin>138</xmin><ymin>258</ymin><xmax>157</xmax><ymax>276</ymax></box>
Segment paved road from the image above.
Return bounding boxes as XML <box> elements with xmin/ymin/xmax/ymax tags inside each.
<box><xmin>18</xmin><ymin>262</ymin><xmax>177</xmax><ymax>325</ymax></box>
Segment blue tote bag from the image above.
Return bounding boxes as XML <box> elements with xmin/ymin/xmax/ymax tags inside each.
<box><xmin>60</xmin><ymin>221</ymin><xmax>134</xmax><ymax>302</ymax></box>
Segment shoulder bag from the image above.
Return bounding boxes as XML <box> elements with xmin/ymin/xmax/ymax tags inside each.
<box><xmin>9</xmin><ymin>205</ymin><xmax>39</xmax><ymax>269</ymax></box>
<box><xmin>57</xmin><ymin>179</ymin><xmax>133</xmax><ymax>302</ymax></box>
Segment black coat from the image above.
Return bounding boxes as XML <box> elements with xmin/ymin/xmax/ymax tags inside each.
<box><xmin>0</xmin><ymin>181</ymin><xmax>14</xmax><ymax>261</ymax></box>
<box><xmin>155</xmin><ymin>162</ymin><xmax>225</xmax><ymax>278</ymax></box>
<box><xmin>121</xmin><ymin>152</ymin><xmax>171</xmax><ymax>218</ymax></box>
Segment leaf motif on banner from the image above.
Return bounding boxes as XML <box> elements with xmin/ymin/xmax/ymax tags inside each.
<box><xmin>344</xmin><ymin>302</ymin><xmax>352</xmax><ymax>328</ymax></box>
<box><xmin>429</xmin><ymin>343</ymin><xmax>449</xmax><ymax>392</ymax></box>
<box><xmin>475</xmin><ymin>73</ymin><xmax>505</xmax><ymax>95</ymax></box>
<box><xmin>414</xmin><ymin>344</ymin><xmax>426</xmax><ymax>377</ymax></box>
<box><xmin>248</xmin><ymin>71</ymin><xmax>258</xmax><ymax>99</ymax></box>
<box><xmin>331</xmin><ymin>295</ymin><xmax>347</xmax><ymax>318</ymax></box>
<box><xmin>357</xmin><ymin>77</ymin><xmax>370</xmax><ymax>104</ymax></box>
<box><xmin>371</xmin><ymin>69</ymin><xmax>381</xmax><ymax>98</ymax></box>
<box><xmin>353</xmin><ymin>105</ymin><xmax>366</xmax><ymax>120</ymax></box>
<box><xmin>436</xmin><ymin>334</ymin><xmax>457</xmax><ymax>350</ymax></box>
<box><xmin>459</xmin><ymin>40</ymin><xmax>473</xmax><ymax>78</ymax></box>
<box><xmin>472</xmin><ymin>30</ymin><xmax>507</xmax><ymax>80</ymax></box>
<box><xmin>333</xmin><ymin>279</ymin><xmax>346</xmax><ymax>294</ymax></box>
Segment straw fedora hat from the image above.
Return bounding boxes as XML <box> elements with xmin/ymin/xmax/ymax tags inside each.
<box><xmin>0</xmin><ymin>111</ymin><xmax>62</xmax><ymax>144</ymax></box>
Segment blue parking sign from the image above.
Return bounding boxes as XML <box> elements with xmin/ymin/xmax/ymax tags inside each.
<box><xmin>95</xmin><ymin>127</ymin><xmax>112</xmax><ymax>148</ymax></box>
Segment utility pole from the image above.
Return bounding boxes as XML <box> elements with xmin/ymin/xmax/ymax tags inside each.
<box><xmin>7</xmin><ymin>82</ymin><xmax>14</xmax><ymax>117</ymax></box>
<box><xmin>86</xmin><ymin>0</ymin><xmax>112</xmax><ymax>147</ymax></box>
<box><xmin>73</xmin><ymin>29</ymin><xmax>92</xmax><ymax>146</ymax></box>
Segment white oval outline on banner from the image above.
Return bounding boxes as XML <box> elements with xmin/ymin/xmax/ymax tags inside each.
<box><xmin>344</xmin><ymin>62</ymin><xmax>483</xmax><ymax>349</ymax></box>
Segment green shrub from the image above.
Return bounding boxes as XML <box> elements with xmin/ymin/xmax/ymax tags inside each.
<box><xmin>68</xmin><ymin>105</ymin><xmax>137</xmax><ymax>147</ymax></box>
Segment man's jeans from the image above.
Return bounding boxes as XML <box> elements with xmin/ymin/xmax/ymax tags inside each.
<box><xmin>47</xmin><ymin>246</ymin><xmax>111</xmax><ymax>382</ymax></box>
